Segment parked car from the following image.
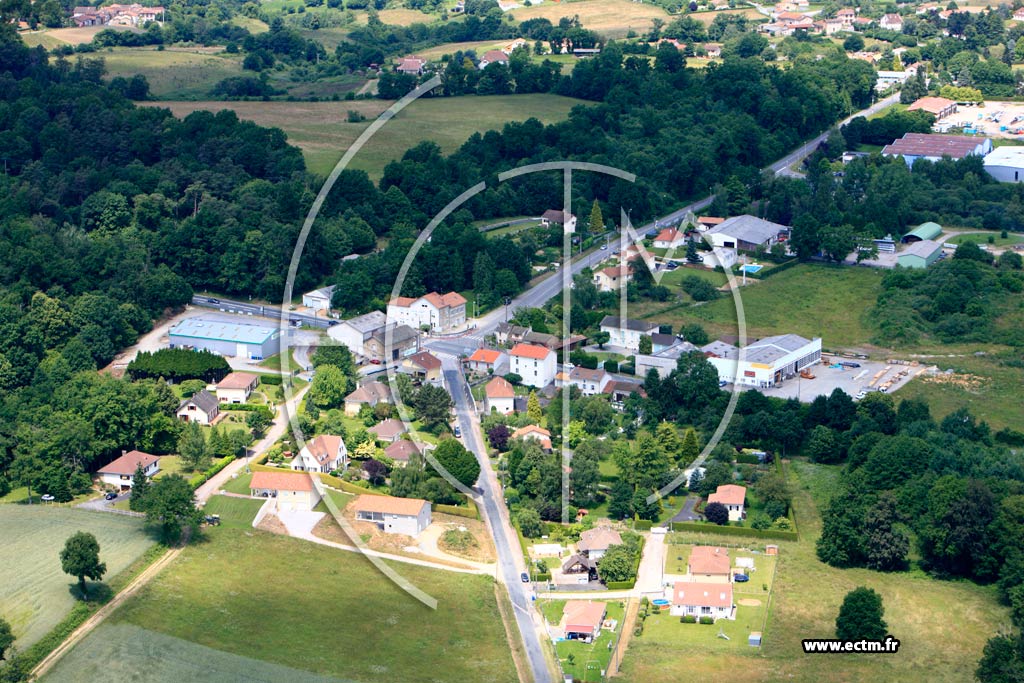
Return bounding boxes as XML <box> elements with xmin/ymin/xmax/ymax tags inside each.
<box><xmin>718</xmin><ymin>380</ymin><xmax>728</xmax><ymax>387</ymax></box>
<box><xmin>369</xmin><ymin>359</ymin><xmax>382</xmax><ymax>365</ymax></box>
<box><xmin>207</xmin><ymin>297</ymin><xmax>220</xmax><ymax>304</ymax></box>
<box><xmin>521</xmin><ymin>572</ymin><xmax>530</xmax><ymax>583</ymax></box>
<box><xmin>40</xmin><ymin>494</ymin><xmax>54</xmax><ymax>502</ymax></box>
<box><xmin>104</xmin><ymin>491</ymin><xmax>118</xmax><ymax>500</ymax></box>
<box><xmin>328</xmin><ymin>320</ymin><xmax>339</xmax><ymax>326</ymax></box>
<box><xmin>841</xmin><ymin>361</ymin><xmax>861</xmax><ymax>369</ymax></box>
<box><xmin>453</xmin><ymin>425</ymin><xmax>462</xmax><ymax>438</ymax></box>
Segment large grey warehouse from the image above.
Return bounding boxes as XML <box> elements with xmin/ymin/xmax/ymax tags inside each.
<box><xmin>168</xmin><ymin>317</ymin><xmax>280</xmax><ymax>360</ymax></box>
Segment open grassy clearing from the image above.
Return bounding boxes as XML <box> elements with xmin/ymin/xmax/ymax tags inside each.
<box><xmin>21</xmin><ymin>25</ymin><xmax>137</xmax><ymax>48</ymax></box>
<box><xmin>231</xmin><ymin>15</ymin><xmax>269</xmax><ymax>34</ymax></box>
<box><xmin>101</xmin><ymin>48</ymin><xmax>245</xmax><ymax>99</ymax></box>
<box><xmin>418</xmin><ymin>39</ymin><xmax>509</xmax><ymax>59</ymax></box>
<box><xmin>506</xmin><ymin>0</ymin><xmax>671</xmax><ymax>39</ymax></box>
<box><xmin>0</xmin><ymin>506</ymin><xmax>155</xmax><ymax>649</ymax></box>
<box><xmin>105</xmin><ymin>529</ymin><xmax>518</xmax><ymax>682</ymax></box>
<box><xmin>619</xmin><ymin>460</ymin><xmax>1009</xmax><ymax>683</ymax></box>
<box><xmin>946</xmin><ymin>230</ymin><xmax>1024</xmax><ymax>247</ymax></box>
<box><xmin>379</xmin><ymin>7</ymin><xmax>439</xmax><ymax>25</ymax></box>
<box><xmin>644</xmin><ymin>264</ymin><xmax>885</xmax><ymax>350</ymax></box>
<box><xmin>41</xmin><ymin>622</ymin><xmax>338</xmax><ymax>683</ymax></box>
<box><xmin>146</xmin><ymin>93</ymin><xmax>585</xmax><ymax>179</ymax></box>
<box><xmin>688</xmin><ymin>7</ymin><xmax>766</xmax><ymax>25</ymax></box>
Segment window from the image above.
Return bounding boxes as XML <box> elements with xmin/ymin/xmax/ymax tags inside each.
<box><xmin>702</xmin><ymin>606</ymin><xmax>711</xmax><ymax>614</ymax></box>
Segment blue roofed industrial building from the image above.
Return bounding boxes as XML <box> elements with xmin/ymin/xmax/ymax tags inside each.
<box><xmin>168</xmin><ymin>317</ymin><xmax>280</xmax><ymax>360</ymax></box>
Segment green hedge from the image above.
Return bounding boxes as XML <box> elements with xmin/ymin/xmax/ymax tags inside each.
<box><xmin>736</xmin><ymin>453</ymin><xmax>763</xmax><ymax>465</ymax></box>
<box><xmin>222</xmin><ymin>403</ymin><xmax>274</xmax><ymax>416</ymax></box>
<box><xmin>436</xmin><ymin>501</ymin><xmax>480</xmax><ymax>520</ymax></box>
<box><xmin>533</xmin><ymin>572</ymin><xmax>552</xmax><ymax>582</ymax></box>
<box><xmin>633</xmin><ymin>519</ymin><xmax>653</xmax><ymax>530</ymax></box>
<box><xmin>127</xmin><ymin>348</ymin><xmax>230</xmax><ymax>383</ymax></box>
<box><xmin>257</xmin><ymin>373</ymin><xmax>282</xmax><ymax>385</ymax></box>
<box><xmin>670</xmin><ymin>520</ymin><xmax>798</xmax><ymax>541</ymax></box>
<box><xmin>188</xmin><ymin>455</ymin><xmax>235</xmax><ymax>490</ymax></box>
<box><xmin>605</xmin><ymin>579</ymin><xmax>636</xmax><ymax>590</ymax></box>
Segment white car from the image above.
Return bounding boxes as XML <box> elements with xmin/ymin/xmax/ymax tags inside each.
<box><xmin>40</xmin><ymin>494</ymin><xmax>55</xmax><ymax>502</ymax></box>
<box><xmin>855</xmin><ymin>390</ymin><xmax>867</xmax><ymax>400</ymax></box>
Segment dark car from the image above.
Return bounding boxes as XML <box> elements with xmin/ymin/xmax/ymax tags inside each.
<box><xmin>207</xmin><ymin>297</ymin><xmax>220</xmax><ymax>304</ymax></box>
<box><xmin>453</xmin><ymin>425</ymin><xmax>462</xmax><ymax>438</ymax></box>
<box><xmin>104</xmin><ymin>491</ymin><xmax>118</xmax><ymax>501</ymax></box>
<box><xmin>328</xmin><ymin>320</ymin><xmax>339</xmax><ymax>326</ymax></box>
<box><xmin>521</xmin><ymin>572</ymin><xmax>530</xmax><ymax>583</ymax></box>
<box><xmin>841</xmin><ymin>361</ymin><xmax>861</xmax><ymax>369</ymax></box>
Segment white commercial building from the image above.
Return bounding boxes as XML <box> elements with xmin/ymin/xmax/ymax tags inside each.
<box><xmin>302</xmin><ymin>285</ymin><xmax>336</xmax><ymax>312</ymax></box>
<box><xmin>330</xmin><ymin>310</ymin><xmax>387</xmax><ymax>358</ymax></box>
<box><xmin>984</xmin><ymin>146</ymin><xmax>1024</xmax><ymax>183</ymax></box>
<box><xmin>702</xmin><ymin>334</ymin><xmax>822</xmax><ymax>388</ymax></box>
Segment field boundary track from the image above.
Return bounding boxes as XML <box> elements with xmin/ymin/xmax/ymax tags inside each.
<box><xmin>31</xmin><ymin>547</ymin><xmax>180</xmax><ymax>679</ymax></box>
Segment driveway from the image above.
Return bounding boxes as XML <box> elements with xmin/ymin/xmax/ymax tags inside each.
<box><xmin>277</xmin><ymin>509</ymin><xmax>326</xmax><ymax>537</ymax></box>
<box><xmin>76</xmin><ymin>491</ymin><xmax>137</xmax><ymax>515</ymax></box>
<box><xmin>634</xmin><ymin>532</ymin><xmax>667</xmax><ymax>594</ymax></box>
<box><xmin>672</xmin><ymin>495</ymin><xmax>701</xmax><ymax>523</ymax></box>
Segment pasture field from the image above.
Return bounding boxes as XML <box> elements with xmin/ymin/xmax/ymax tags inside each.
<box><xmin>506</xmin><ymin>0</ymin><xmax>671</xmax><ymax>39</ymax></box>
<box><xmin>101</xmin><ymin>48</ymin><xmax>245</xmax><ymax>99</ymax></box>
<box><xmin>618</xmin><ymin>461</ymin><xmax>1008</xmax><ymax>683</ymax></box>
<box><xmin>146</xmin><ymin>93</ymin><xmax>586</xmax><ymax>178</ymax></box>
<box><xmin>41</xmin><ymin>622</ymin><xmax>337</xmax><ymax>682</ymax></box>
<box><xmin>91</xmin><ymin>529</ymin><xmax>518</xmax><ymax>682</ymax></box>
<box><xmin>0</xmin><ymin>506</ymin><xmax>155</xmax><ymax>648</ymax></box>
<box><xmin>20</xmin><ymin>25</ymin><xmax>137</xmax><ymax>48</ymax></box>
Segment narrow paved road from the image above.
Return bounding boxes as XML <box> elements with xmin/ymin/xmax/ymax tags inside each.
<box><xmin>444</xmin><ymin>361</ymin><xmax>554</xmax><ymax>683</ymax></box>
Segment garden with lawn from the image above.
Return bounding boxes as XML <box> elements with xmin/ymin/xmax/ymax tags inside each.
<box><xmin>540</xmin><ymin>599</ymin><xmax>625</xmax><ymax>683</ymax></box>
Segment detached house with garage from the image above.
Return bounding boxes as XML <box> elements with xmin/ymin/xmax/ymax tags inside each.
<box><xmin>215</xmin><ymin>372</ymin><xmax>258</xmax><ymax>404</ymax></box>
<box><xmin>289</xmin><ymin>434</ymin><xmax>347</xmax><ymax>474</ymax></box>
<box><xmin>98</xmin><ymin>450</ymin><xmax>160</xmax><ymax>491</ymax></box>
<box><xmin>509</xmin><ymin>343</ymin><xmax>556</xmax><ymax>388</ymax></box>
<box><xmin>351</xmin><ymin>494</ymin><xmax>432</xmax><ymax>536</ymax></box>
<box><xmin>652</xmin><ymin>227</ymin><xmax>687</xmax><ymax>249</ymax></box>
<box><xmin>250</xmin><ymin>471</ymin><xmax>321</xmax><ymax>512</ymax></box>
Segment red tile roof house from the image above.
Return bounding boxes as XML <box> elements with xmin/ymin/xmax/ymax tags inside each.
<box><xmin>344</xmin><ymin>380</ymin><xmax>393</xmax><ymax>417</ymax></box>
<box><xmin>670</xmin><ymin>581</ymin><xmax>735</xmax><ymax>620</ymax></box>
<box><xmin>479</xmin><ymin>49</ymin><xmax>510</xmax><ymax>69</ymax></box>
<box><xmin>350</xmin><ymin>494</ymin><xmax>432</xmax><ymax>536</ymax></box>
<box><xmin>708</xmin><ymin>484</ymin><xmax>747</xmax><ymax>521</ymax></box>
<box><xmin>562</xmin><ymin>601</ymin><xmax>607</xmax><ymax>641</ymax></box>
<box><xmin>592</xmin><ymin>264</ymin><xmax>633</xmax><ymax>292</ymax></box>
<box><xmin>387</xmin><ymin>291</ymin><xmax>467</xmax><ymax>333</ymax></box>
<box><xmin>464</xmin><ymin>347</ymin><xmax>508</xmax><ymax>376</ymax></box>
<box><xmin>511</xmin><ymin>425</ymin><xmax>553</xmax><ymax>451</ymax></box>
<box><xmin>652</xmin><ymin>227</ymin><xmax>687</xmax><ymax>249</ymax></box>
<box><xmin>369</xmin><ymin>418</ymin><xmax>408</xmax><ymax>444</ymax></box>
<box><xmin>577</xmin><ymin>526</ymin><xmax>623</xmax><ymax>561</ymax></box>
<box><xmin>688</xmin><ymin>546</ymin><xmax>732</xmax><ymax>582</ymax></box>
<box><xmin>396</xmin><ymin>56</ymin><xmax>427</xmax><ymax>75</ymax></box>
<box><xmin>289</xmin><ymin>434</ymin><xmax>347</xmax><ymax>474</ymax></box>
<box><xmin>384</xmin><ymin>439</ymin><xmax>426</xmax><ymax>466</ymax></box>
<box><xmin>215</xmin><ymin>371</ymin><xmax>259</xmax><ymax>404</ymax></box>
<box><xmin>401</xmin><ymin>350</ymin><xmax>443</xmax><ymax>384</ymax></box>
<box><xmin>98</xmin><ymin>450</ymin><xmax>159</xmax><ymax>491</ymax></box>
<box><xmin>250</xmin><ymin>471</ymin><xmax>321</xmax><ymax>512</ymax></box>
<box><xmin>509</xmin><ymin>343</ymin><xmax>557</xmax><ymax>388</ymax></box>
<box><xmin>484</xmin><ymin>376</ymin><xmax>516</xmax><ymax>415</ymax></box>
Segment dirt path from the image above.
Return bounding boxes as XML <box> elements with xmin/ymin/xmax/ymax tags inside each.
<box><xmin>607</xmin><ymin>598</ymin><xmax>639</xmax><ymax>678</ymax></box>
<box><xmin>31</xmin><ymin>547</ymin><xmax>182</xmax><ymax>679</ymax></box>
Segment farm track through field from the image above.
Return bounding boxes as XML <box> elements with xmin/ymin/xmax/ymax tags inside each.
<box><xmin>31</xmin><ymin>547</ymin><xmax>181</xmax><ymax>679</ymax></box>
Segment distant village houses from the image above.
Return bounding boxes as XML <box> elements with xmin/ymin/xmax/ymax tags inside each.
<box><xmin>72</xmin><ymin>4</ymin><xmax>166</xmax><ymax>28</ymax></box>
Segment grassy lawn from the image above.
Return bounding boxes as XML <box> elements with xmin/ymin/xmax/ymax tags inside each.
<box><xmin>102</xmin><ymin>48</ymin><xmax>246</xmax><ymax>99</ymax></box>
<box><xmin>144</xmin><ymin>94</ymin><xmax>586</xmax><ymax>179</ymax></box>
<box><xmin>153</xmin><ymin>455</ymin><xmax>184</xmax><ymax>479</ymax></box>
<box><xmin>201</xmin><ymin>495</ymin><xmax>265</xmax><ymax>529</ymax></box>
<box><xmin>508</xmin><ymin>0</ymin><xmax>671</xmax><ymax>38</ymax></box>
<box><xmin>257</xmin><ymin>348</ymin><xmax>301</xmax><ymax>372</ymax></box>
<box><xmin>894</xmin><ymin>351</ymin><xmax>1024</xmax><ymax>431</ymax></box>
<box><xmin>100</xmin><ymin>529</ymin><xmax>518</xmax><ymax>682</ymax></box>
<box><xmin>0</xmin><ymin>506</ymin><xmax>155</xmax><ymax>649</ymax></box>
<box><xmin>645</xmin><ymin>264</ymin><xmax>884</xmax><ymax>350</ymax></box>
<box><xmin>221</xmin><ymin>471</ymin><xmax>254</xmax><ymax>495</ymax></box>
<box><xmin>540</xmin><ymin>600</ymin><xmax>625</xmax><ymax>682</ymax></box>
<box><xmin>313</xmin><ymin>487</ymin><xmax>354</xmax><ymax>513</ymax></box>
<box><xmin>946</xmin><ymin>231</ymin><xmax>1024</xmax><ymax>247</ymax></box>
<box><xmin>619</xmin><ymin>460</ymin><xmax>1010</xmax><ymax>682</ymax></box>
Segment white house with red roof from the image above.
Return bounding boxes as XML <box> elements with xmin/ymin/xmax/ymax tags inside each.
<box><xmin>593</xmin><ymin>264</ymin><xmax>633</xmax><ymax>292</ymax></box>
<box><xmin>511</xmin><ymin>425</ymin><xmax>553</xmax><ymax>451</ymax></box>
<box><xmin>387</xmin><ymin>291</ymin><xmax>467</xmax><ymax>333</ymax></box>
<box><xmin>396</xmin><ymin>56</ymin><xmax>427</xmax><ymax>75</ymax></box>
<box><xmin>350</xmin><ymin>494</ymin><xmax>431</xmax><ymax>536</ymax></box>
<box><xmin>880</xmin><ymin>13</ymin><xmax>903</xmax><ymax>30</ymax></box>
<box><xmin>652</xmin><ymin>227</ymin><xmax>687</xmax><ymax>249</ymax></box>
<box><xmin>484</xmin><ymin>376</ymin><xmax>516</xmax><ymax>415</ymax></box>
<box><xmin>562</xmin><ymin>601</ymin><xmax>607</xmax><ymax>640</ymax></box>
<box><xmin>708</xmin><ymin>484</ymin><xmax>747</xmax><ymax>521</ymax></box>
<box><xmin>215</xmin><ymin>371</ymin><xmax>259</xmax><ymax>404</ymax></box>
<box><xmin>670</xmin><ymin>581</ymin><xmax>735</xmax><ymax>620</ymax></box>
<box><xmin>98</xmin><ymin>450</ymin><xmax>160</xmax><ymax>490</ymax></box>
<box><xmin>509</xmin><ymin>343</ymin><xmax>556</xmax><ymax>387</ymax></box>
<box><xmin>479</xmin><ymin>49</ymin><xmax>510</xmax><ymax>69</ymax></box>
<box><xmin>289</xmin><ymin>434</ymin><xmax>347</xmax><ymax>474</ymax></box>
<box><xmin>250</xmin><ymin>471</ymin><xmax>321</xmax><ymax>512</ymax></box>
<box><xmin>465</xmin><ymin>348</ymin><xmax>508</xmax><ymax>375</ymax></box>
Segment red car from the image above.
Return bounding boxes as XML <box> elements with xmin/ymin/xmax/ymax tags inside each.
<box><xmin>369</xmin><ymin>359</ymin><xmax>382</xmax><ymax>365</ymax></box>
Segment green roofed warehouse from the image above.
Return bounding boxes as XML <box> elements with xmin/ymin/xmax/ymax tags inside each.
<box><xmin>902</xmin><ymin>222</ymin><xmax>942</xmax><ymax>243</ymax></box>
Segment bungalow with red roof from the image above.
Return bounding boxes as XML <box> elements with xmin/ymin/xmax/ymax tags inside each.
<box><xmin>479</xmin><ymin>49</ymin><xmax>510</xmax><ymax>69</ymax></box>
<box><xmin>369</xmin><ymin>418</ymin><xmax>408</xmax><ymax>444</ymax></box>
<box><xmin>484</xmin><ymin>376</ymin><xmax>516</xmax><ymax>415</ymax></box>
<box><xmin>688</xmin><ymin>546</ymin><xmax>732</xmax><ymax>583</ymax></box>
<box><xmin>396</xmin><ymin>56</ymin><xmax>427</xmax><ymax>75</ymax></box>
<box><xmin>290</xmin><ymin>434</ymin><xmax>347</xmax><ymax>474</ymax></box>
<box><xmin>562</xmin><ymin>601</ymin><xmax>607</xmax><ymax>641</ymax></box>
<box><xmin>250</xmin><ymin>471</ymin><xmax>321</xmax><ymax>512</ymax></box>
<box><xmin>98</xmin><ymin>450</ymin><xmax>159</xmax><ymax>491</ymax></box>
<box><xmin>465</xmin><ymin>348</ymin><xmax>508</xmax><ymax>376</ymax></box>
<box><xmin>1015</xmin><ymin>7</ymin><xmax>1024</xmax><ymax>21</ymax></box>
<box><xmin>577</xmin><ymin>525</ymin><xmax>622</xmax><ymax>561</ymax></box>
<box><xmin>350</xmin><ymin>494</ymin><xmax>432</xmax><ymax>536</ymax></box>
<box><xmin>696</xmin><ymin>216</ymin><xmax>724</xmax><ymax>232</ymax></box>
<box><xmin>384</xmin><ymin>439</ymin><xmax>426</xmax><ymax>466</ymax></box>
<box><xmin>708</xmin><ymin>484</ymin><xmax>747</xmax><ymax>521</ymax></box>
<box><xmin>670</xmin><ymin>581</ymin><xmax>735</xmax><ymax>620</ymax></box>
<box><xmin>387</xmin><ymin>291</ymin><xmax>467</xmax><ymax>333</ymax></box>
<box><xmin>509</xmin><ymin>343</ymin><xmax>556</xmax><ymax>387</ymax></box>
<box><xmin>652</xmin><ymin>227</ymin><xmax>687</xmax><ymax>249</ymax></box>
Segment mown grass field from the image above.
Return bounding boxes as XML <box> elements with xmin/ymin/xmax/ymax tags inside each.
<box><xmin>41</xmin><ymin>622</ymin><xmax>338</xmax><ymax>682</ymax></box>
<box><xmin>506</xmin><ymin>0</ymin><xmax>671</xmax><ymax>39</ymax></box>
<box><xmin>644</xmin><ymin>264</ymin><xmax>885</xmax><ymax>350</ymax></box>
<box><xmin>146</xmin><ymin>94</ymin><xmax>586</xmax><ymax>179</ymax></box>
<box><xmin>102</xmin><ymin>48</ymin><xmax>245</xmax><ymax>99</ymax></box>
<box><xmin>90</xmin><ymin>529</ymin><xmax>518</xmax><ymax>682</ymax></box>
<box><xmin>0</xmin><ymin>506</ymin><xmax>155</xmax><ymax>649</ymax></box>
<box><xmin>201</xmin><ymin>494</ymin><xmax>265</xmax><ymax>529</ymax></box>
<box><xmin>619</xmin><ymin>461</ymin><xmax>1009</xmax><ymax>683</ymax></box>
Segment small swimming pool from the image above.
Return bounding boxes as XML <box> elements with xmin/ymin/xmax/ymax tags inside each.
<box><xmin>741</xmin><ymin>264</ymin><xmax>763</xmax><ymax>274</ymax></box>
<box><xmin>651</xmin><ymin>599</ymin><xmax>670</xmax><ymax>607</ymax></box>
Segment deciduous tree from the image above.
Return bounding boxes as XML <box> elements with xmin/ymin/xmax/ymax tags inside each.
<box><xmin>60</xmin><ymin>531</ymin><xmax>106</xmax><ymax>597</ymax></box>
<box><xmin>835</xmin><ymin>587</ymin><xmax>887</xmax><ymax>641</ymax></box>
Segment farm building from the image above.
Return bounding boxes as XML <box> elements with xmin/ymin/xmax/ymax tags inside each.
<box><xmin>168</xmin><ymin>317</ymin><xmax>280</xmax><ymax>361</ymax></box>
<box><xmin>984</xmin><ymin>146</ymin><xmax>1024</xmax><ymax>183</ymax></box>
<box><xmin>907</xmin><ymin>96</ymin><xmax>957</xmax><ymax>120</ymax></box>
<box><xmin>98</xmin><ymin>450</ymin><xmax>159</xmax><ymax>491</ymax></box>
<box><xmin>702</xmin><ymin>334</ymin><xmax>822</xmax><ymax>388</ymax></box>
<box><xmin>901</xmin><ymin>221</ymin><xmax>943</xmax><ymax>243</ymax></box>
<box><xmin>897</xmin><ymin>240</ymin><xmax>943</xmax><ymax>268</ymax></box>
<box><xmin>882</xmin><ymin>133</ymin><xmax>992</xmax><ymax>167</ymax></box>
<box><xmin>250</xmin><ymin>471</ymin><xmax>321</xmax><ymax>512</ymax></box>
<box><xmin>350</xmin><ymin>494</ymin><xmax>431</xmax><ymax>536</ymax></box>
